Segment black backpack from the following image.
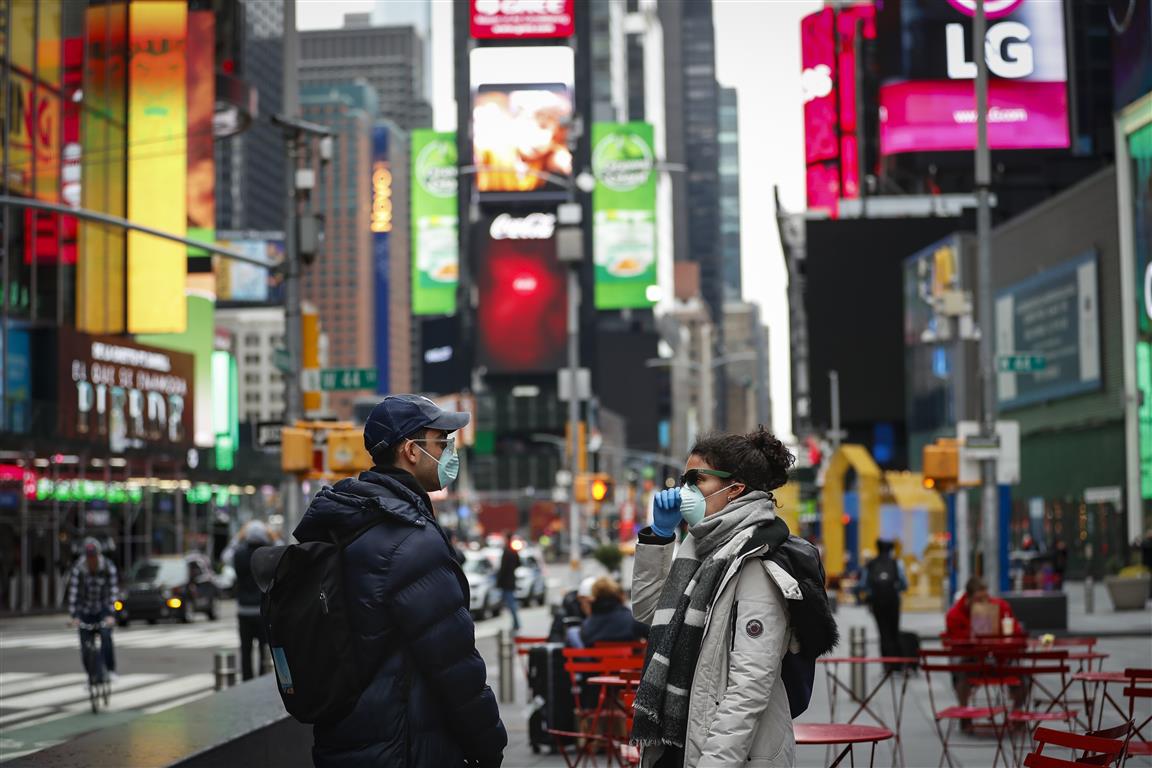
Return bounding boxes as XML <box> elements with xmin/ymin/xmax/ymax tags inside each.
<box><xmin>251</xmin><ymin>519</ymin><xmax>389</xmax><ymax>726</ymax></box>
<box><xmin>763</xmin><ymin>535</ymin><xmax>840</xmax><ymax>718</ymax></box>
<box><xmin>866</xmin><ymin>557</ymin><xmax>900</xmax><ymax>607</ymax></box>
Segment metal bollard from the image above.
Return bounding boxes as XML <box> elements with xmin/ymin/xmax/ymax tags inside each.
<box><xmin>214</xmin><ymin>649</ymin><xmax>238</xmax><ymax>691</ymax></box>
<box><xmin>943</xmin><ymin>576</ymin><xmax>952</xmax><ymax>613</ymax></box>
<box><xmin>497</xmin><ymin>630</ymin><xmax>515</xmax><ymax>703</ymax></box>
<box><xmin>1084</xmin><ymin>576</ymin><xmax>1094</xmax><ymax>614</ymax></box>
<box><xmin>849</xmin><ymin>627</ymin><xmax>867</xmax><ymax>700</ymax></box>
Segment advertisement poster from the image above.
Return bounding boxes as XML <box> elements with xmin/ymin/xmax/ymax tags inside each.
<box><xmin>127</xmin><ymin>0</ymin><xmax>188</xmax><ymax>333</ymax></box>
<box><xmin>877</xmin><ymin>0</ymin><xmax>1069</xmax><ymax>154</ymax></box>
<box><xmin>475</xmin><ymin>216</ymin><xmax>567</xmax><ymax>373</ymax></box>
<box><xmin>995</xmin><ymin>251</ymin><xmax>1100</xmax><ymax>410</ymax></box>
<box><xmin>78</xmin><ymin>2</ymin><xmax>128</xmax><ymax>334</ymax></box>
<box><xmin>591</xmin><ymin>122</ymin><xmax>657</xmax><ymax>310</ymax></box>
<box><xmin>410</xmin><ymin>129</ymin><xmax>459</xmax><ymax>315</ymax></box>
<box><xmin>214</xmin><ymin>238</ymin><xmax>283</xmax><ymax>303</ymax></box>
<box><xmin>58</xmin><ymin>328</ymin><xmax>196</xmax><ymax>453</ymax></box>
<box><xmin>470</xmin><ymin>47</ymin><xmax>574</xmax><ymax>200</ymax></box>
<box><xmin>186</xmin><ymin>9</ymin><xmax>215</xmax><ymax>261</ymax></box>
<box><xmin>372</xmin><ymin>125</ymin><xmax>392</xmax><ymax>393</ymax></box>
<box><xmin>469</xmin><ymin>0</ymin><xmax>575</xmax><ymax>39</ymax></box>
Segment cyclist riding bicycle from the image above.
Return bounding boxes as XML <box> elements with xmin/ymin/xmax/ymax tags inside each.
<box><xmin>67</xmin><ymin>538</ymin><xmax>119</xmax><ymax>683</ymax></box>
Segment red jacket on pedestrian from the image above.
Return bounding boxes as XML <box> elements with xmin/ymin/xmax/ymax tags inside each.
<box><xmin>944</xmin><ymin>594</ymin><xmax>1025</xmax><ymax>640</ymax></box>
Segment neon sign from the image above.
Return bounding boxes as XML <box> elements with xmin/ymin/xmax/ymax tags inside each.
<box><xmin>370</xmin><ymin>161</ymin><xmax>393</xmax><ymax>233</ymax></box>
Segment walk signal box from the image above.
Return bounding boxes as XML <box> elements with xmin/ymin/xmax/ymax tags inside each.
<box><xmin>281</xmin><ymin>427</ymin><xmax>314</xmax><ymax>473</ymax></box>
<box><xmin>922</xmin><ymin>438</ymin><xmax>959</xmax><ymax>492</ymax></box>
<box><xmin>328</xmin><ymin>430</ymin><xmax>373</xmax><ymax>474</ymax></box>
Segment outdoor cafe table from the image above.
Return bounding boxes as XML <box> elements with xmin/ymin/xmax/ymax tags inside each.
<box><xmin>1072</xmin><ymin>670</ymin><xmax>1131</xmax><ymax>731</ymax></box>
<box><xmin>794</xmin><ymin>723</ymin><xmax>894</xmax><ymax>768</ymax></box>
<box><xmin>818</xmin><ymin>656</ymin><xmax>917</xmax><ymax>768</ymax></box>
<box><xmin>586</xmin><ymin>674</ymin><xmax>640</xmax><ymax>765</ymax></box>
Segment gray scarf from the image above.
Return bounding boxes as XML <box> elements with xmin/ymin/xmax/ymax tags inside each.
<box><xmin>632</xmin><ymin>493</ymin><xmax>778</xmax><ymax>750</ymax></box>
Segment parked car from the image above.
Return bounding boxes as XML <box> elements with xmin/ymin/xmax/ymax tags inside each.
<box><xmin>462</xmin><ymin>550</ymin><xmax>504</xmax><ymax>620</ymax></box>
<box><xmin>514</xmin><ymin>547</ymin><xmax>548</xmax><ymax>607</ymax></box>
<box><xmin>116</xmin><ymin>553</ymin><xmax>218</xmax><ymax>626</ymax></box>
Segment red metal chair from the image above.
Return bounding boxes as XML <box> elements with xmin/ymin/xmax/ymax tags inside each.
<box><xmin>545</xmin><ymin>646</ymin><xmax>645</xmax><ymax>768</ymax></box>
<box><xmin>1122</xmin><ymin>668</ymin><xmax>1152</xmax><ymax>759</ymax></box>
<box><xmin>1022</xmin><ymin>721</ymin><xmax>1132</xmax><ymax>768</ymax></box>
<box><xmin>989</xmin><ymin>649</ymin><xmax>1078</xmax><ymax>766</ymax></box>
<box><xmin>920</xmin><ymin>648</ymin><xmax>1010</xmax><ymax>768</ymax></box>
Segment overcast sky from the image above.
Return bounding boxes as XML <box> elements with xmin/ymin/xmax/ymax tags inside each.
<box><xmin>297</xmin><ymin>0</ymin><xmax>817</xmax><ymax>440</ymax></box>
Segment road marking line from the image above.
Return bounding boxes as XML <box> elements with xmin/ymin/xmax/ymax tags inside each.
<box><xmin>141</xmin><ymin>688</ymin><xmax>216</xmax><ymax>715</ymax></box>
<box><xmin>0</xmin><ymin>710</ymin><xmax>71</xmax><ymax>733</ymax></box>
<box><xmin>0</xmin><ymin>707</ymin><xmax>53</xmax><ymax>727</ymax></box>
<box><xmin>0</xmin><ymin>673</ymin><xmax>167</xmax><ymax>709</ymax></box>
<box><xmin>0</xmin><ymin>674</ymin><xmax>87</xmax><ymax>698</ymax></box>
<box><xmin>0</xmin><ymin>674</ymin><xmax>38</xmax><ymax>685</ymax></box>
<box><xmin>84</xmin><ymin>674</ymin><xmax>215</xmax><ymax>712</ymax></box>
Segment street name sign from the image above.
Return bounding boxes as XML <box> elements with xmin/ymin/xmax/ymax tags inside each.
<box><xmin>997</xmin><ymin>354</ymin><xmax>1047</xmax><ymax>373</ymax></box>
<box><xmin>319</xmin><ymin>367</ymin><xmax>378</xmax><ymax>391</ymax></box>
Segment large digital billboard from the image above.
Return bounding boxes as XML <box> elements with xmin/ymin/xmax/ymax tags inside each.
<box><xmin>59</xmin><ymin>328</ymin><xmax>195</xmax><ymax>453</ymax></box>
<box><xmin>470</xmin><ymin>46</ymin><xmax>574</xmax><ymax>201</ymax></box>
<box><xmin>187</xmin><ymin>9</ymin><xmax>215</xmax><ymax>261</ymax></box>
<box><xmin>127</xmin><ymin>0</ymin><xmax>188</xmax><ymax>333</ymax></box>
<box><xmin>475</xmin><ymin>214</ymin><xmax>567</xmax><ymax>373</ymax></box>
<box><xmin>410</xmin><ymin>129</ymin><xmax>459</xmax><ymax>315</ymax></box>
<box><xmin>470</xmin><ymin>0</ymin><xmax>574</xmax><ymax>39</ymax></box>
<box><xmin>877</xmin><ymin>0</ymin><xmax>1069</xmax><ymax>155</ymax></box>
<box><xmin>592</xmin><ymin>122</ymin><xmax>657</xmax><ymax>310</ymax></box>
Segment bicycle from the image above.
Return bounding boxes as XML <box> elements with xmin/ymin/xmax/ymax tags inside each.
<box><xmin>77</xmin><ymin>621</ymin><xmax>112</xmax><ymax>713</ymax></box>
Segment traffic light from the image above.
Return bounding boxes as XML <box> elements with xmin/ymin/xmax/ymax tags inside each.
<box><xmin>590</xmin><ymin>473</ymin><xmax>613</xmax><ymax>503</ymax></box>
<box><xmin>328</xmin><ymin>429</ymin><xmax>372</xmax><ymax>474</ymax></box>
<box><xmin>281</xmin><ymin>427</ymin><xmax>314</xmax><ymax>473</ymax></box>
<box><xmin>922</xmin><ymin>438</ymin><xmax>959</xmax><ymax>491</ymax></box>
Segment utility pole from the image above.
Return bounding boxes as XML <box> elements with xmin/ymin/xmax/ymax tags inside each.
<box><xmin>974</xmin><ymin>0</ymin><xmax>1000</xmax><ymax>594</ymax></box>
<box><xmin>566</xmin><ymin>262</ymin><xmax>583</xmax><ymax>582</ymax></box>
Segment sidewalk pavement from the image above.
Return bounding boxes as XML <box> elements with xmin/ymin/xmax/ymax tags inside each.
<box><xmin>481</xmin><ymin>570</ymin><xmax>1151</xmax><ymax>768</ymax></box>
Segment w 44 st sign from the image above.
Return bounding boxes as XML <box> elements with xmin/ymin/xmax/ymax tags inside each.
<box><xmin>301</xmin><ymin>368</ymin><xmax>378</xmax><ymax>392</ymax></box>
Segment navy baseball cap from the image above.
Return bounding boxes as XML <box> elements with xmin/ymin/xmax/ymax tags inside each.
<box><xmin>364</xmin><ymin>394</ymin><xmax>470</xmax><ymax>457</ymax></box>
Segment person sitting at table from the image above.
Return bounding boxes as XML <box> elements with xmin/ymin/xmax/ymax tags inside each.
<box><xmin>549</xmin><ymin>576</ymin><xmax>596</xmax><ymax>642</ymax></box>
<box><xmin>580</xmin><ymin>576</ymin><xmax>649</xmax><ymax>648</ymax></box>
<box><xmin>945</xmin><ymin>577</ymin><xmax>1026</xmax><ymax>730</ymax></box>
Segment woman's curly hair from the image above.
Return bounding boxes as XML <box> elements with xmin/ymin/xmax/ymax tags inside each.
<box><xmin>689</xmin><ymin>426</ymin><xmax>796</xmax><ymax>506</ymax></box>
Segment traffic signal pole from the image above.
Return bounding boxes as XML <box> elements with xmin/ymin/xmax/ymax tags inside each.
<box><xmin>567</xmin><ymin>262</ymin><xmax>584</xmax><ymax>583</ymax></box>
<box><xmin>974</xmin><ymin>0</ymin><xmax>1001</xmax><ymax>594</ymax></box>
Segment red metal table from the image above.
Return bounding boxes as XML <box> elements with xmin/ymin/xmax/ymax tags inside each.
<box><xmin>818</xmin><ymin>656</ymin><xmax>917</xmax><ymax>768</ymax></box>
<box><xmin>795</xmin><ymin>723</ymin><xmax>894</xmax><ymax>768</ymax></box>
<box><xmin>1072</xmin><ymin>670</ymin><xmax>1131</xmax><ymax>732</ymax></box>
<box><xmin>586</xmin><ymin>675</ymin><xmax>640</xmax><ymax>768</ymax></box>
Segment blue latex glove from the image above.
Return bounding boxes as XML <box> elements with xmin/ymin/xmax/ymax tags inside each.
<box><xmin>651</xmin><ymin>488</ymin><xmax>683</xmax><ymax>538</ymax></box>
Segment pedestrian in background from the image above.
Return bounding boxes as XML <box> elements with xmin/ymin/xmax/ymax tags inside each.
<box><xmin>860</xmin><ymin>539</ymin><xmax>907</xmax><ymax>664</ymax></box>
<box><xmin>498</xmin><ymin>531</ymin><xmax>521</xmax><ymax>632</ymax></box>
<box><xmin>232</xmin><ymin>520</ymin><xmax>272</xmax><ymax>681</ymax></box>
<box><xmin>580</xmin><ymin>576</ymin><xmax>648</xmax><ymax>647</ymax></box>
<box><xmin>67</xmin><ymin>538</ymin><xmax>119</xmax><ymax>683</ymax></box>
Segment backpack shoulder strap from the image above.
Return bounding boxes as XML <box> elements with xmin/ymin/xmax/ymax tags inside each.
<box><xmin>251</xmin><ymin>546</ymin><xmax>289</xmax><ymax>594</ymax></box>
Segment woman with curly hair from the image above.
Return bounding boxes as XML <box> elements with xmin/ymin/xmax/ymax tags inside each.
<box><xmin>630</xmin><ymin>427</ymin><xmax>831</xmax><ymax>768</ymax></box>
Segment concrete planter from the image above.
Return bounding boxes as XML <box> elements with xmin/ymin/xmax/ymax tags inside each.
<box><xmin>1104</xmin><ymin>575</ymin><xmax>1152</xmax><ymax>611</ymax></box>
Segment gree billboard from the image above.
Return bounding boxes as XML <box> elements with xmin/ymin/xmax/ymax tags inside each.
<box><xmin>410</xmin><ymin>130</ymin><xmax>459</xmax><ymax>316</ymax></box>
<box><xmin>591</xmin><ymin>122</ymin><xmax>657</xmax><ymax>310</ymax></box>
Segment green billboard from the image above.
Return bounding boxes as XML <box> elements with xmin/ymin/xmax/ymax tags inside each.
<box><xmin>592</xmin><ymin>122</ymin><xmax>657</xmax><ymax>310</ymax></box>
<box><xmin>411</xmin><ymin>130</ymin><xmax>459</xmax><ymax>315</ymax></box>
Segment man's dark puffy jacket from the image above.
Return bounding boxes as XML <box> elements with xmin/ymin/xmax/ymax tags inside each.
<box><xmin>294</xmin><ymin>468</ymin><xmax>507</xmax><ymax>768</ymax></box>
<box><xmin>580</xmin><ymin>599</ymin><xmax>649</xmax><ymax>647</ymax></box>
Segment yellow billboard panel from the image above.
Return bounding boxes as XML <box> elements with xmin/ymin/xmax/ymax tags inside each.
<box><xmin>127</xmin><ymin>1</ymin><xmax>187</xmax><ymax>333</ymax></box>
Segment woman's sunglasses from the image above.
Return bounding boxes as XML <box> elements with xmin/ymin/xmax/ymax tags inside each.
<box><xmin>678</xmin><ymin>468</ymin><xmax>734</xmax><ymax>488</ymax></box>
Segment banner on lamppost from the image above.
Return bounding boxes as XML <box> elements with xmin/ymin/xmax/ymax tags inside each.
<box><xmin>410</xmin><ymin>129</ymin><xmax>459</xmax><ymax>315</ymax></box>
<box><xmin>591</xmin><ymin>122</ymin><xmax>657</xmax><ymax>310</ymax></box>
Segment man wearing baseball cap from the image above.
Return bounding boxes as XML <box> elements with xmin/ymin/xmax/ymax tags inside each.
<box><xmin>294</xmin><ymin>395</ymin><xmax>506</xmax><ymax>768</ymax></box>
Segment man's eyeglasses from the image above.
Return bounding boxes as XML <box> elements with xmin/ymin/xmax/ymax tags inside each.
<box><xmin>410</xmin><ymin>436</ymin><xmax>455</xmax><ymax>453</ymax></box>
<box><xmin>678</xmin><ymin>468</ymin><xmax>733</xmax><ymax>488</ymax></box>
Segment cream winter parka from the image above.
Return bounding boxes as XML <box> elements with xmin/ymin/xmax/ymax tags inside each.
<box><xmin>632</xmin><ymin>524</ymin><xmax>799</xmax><ymax>767</ymax></box>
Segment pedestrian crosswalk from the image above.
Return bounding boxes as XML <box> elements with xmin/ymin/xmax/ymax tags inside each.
<box><xmin>0</xmin><ymin>671</ymin><xmax>217</xmax><ymax>731</ymax></box>
<box><xmin>0</xmin><ymin>625</ymin><xmax>239</xmax><ymax>651</ymax></box>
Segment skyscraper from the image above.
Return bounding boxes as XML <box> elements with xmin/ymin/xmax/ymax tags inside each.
<box><xmin>299</xmin><ymin>20</ymin><xmax>433</xmax><ymax>131</ymax></box>
<box><xmin>719</xmin><ymin>87</ymin><xmax>742</xmax><ymax>299</ymax></box>
<box><xmin>216</xmin><ymin>0</ymin><xmax>286</xmax><ymax>232</ymax></box>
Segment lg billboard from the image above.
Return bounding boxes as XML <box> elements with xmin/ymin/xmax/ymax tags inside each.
<box><xmin>877</xmin><ymin>0</ymin><xmax>1070</xmax><ymax>155</ymax></box>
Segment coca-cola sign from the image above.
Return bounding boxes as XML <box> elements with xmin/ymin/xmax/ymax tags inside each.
<box><xmin>489</xmin><ymin>212</ymin><xmax>556</xmax><ymax>240</ymax></box>
<box><xmin>470</xmin><ymin>0</ymin><xmax>575</xmax><ymax>39</ymax></box>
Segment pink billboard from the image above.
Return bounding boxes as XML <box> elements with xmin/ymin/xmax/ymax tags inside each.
<box><xmin>877</xmin><ymin>0</ymin><xmax>1069</xmax><ymax>155</ymax></box>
